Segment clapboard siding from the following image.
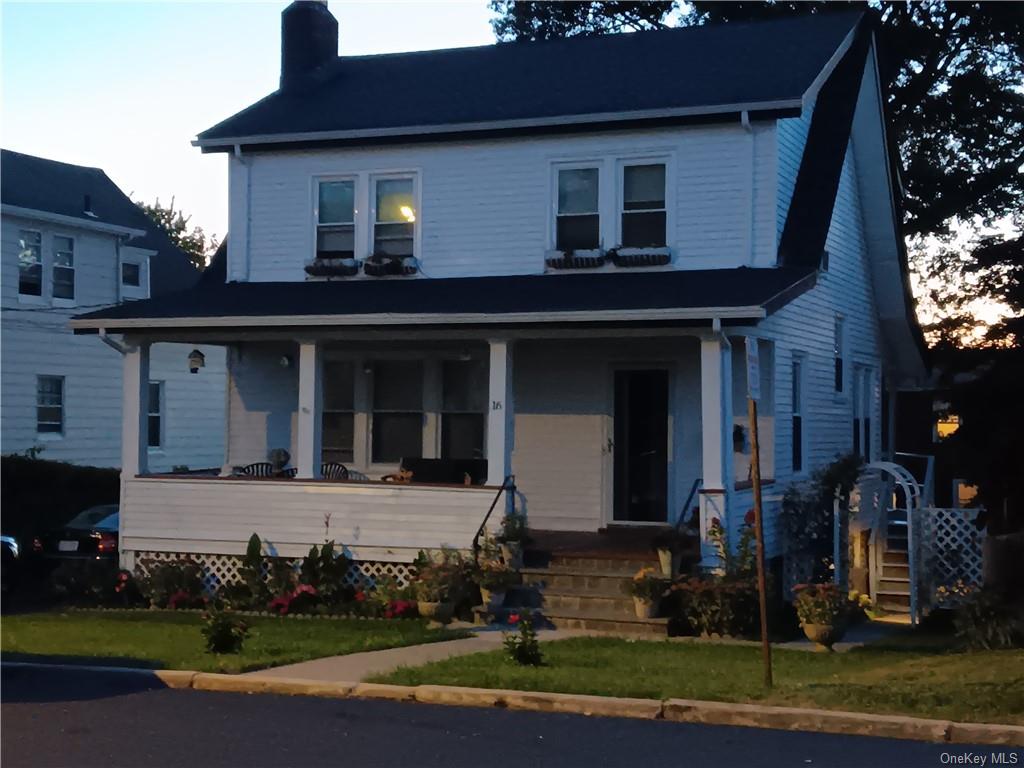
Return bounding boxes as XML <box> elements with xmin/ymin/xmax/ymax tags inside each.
<box><xmin>232</xmin><ymin>123</ymin><xmax>779</xmax><ymax>282</ymax></box>
<box><xmin>225</xmin><ymin>342</ymin><xmax>300</xmax><ymax>467</ymax></box>
<box><xmin>1</xmin><ymin>212</ymin><xmax>226</xmax><ymax>470</ymax></box>
<box><xmin>122</xmin><ymin>476</ymin><xmax>496</xmax><ymax>561</ymax></box>
<box><xmin>776</xmin><ymin>99</ymin><xmax>815</xmax><ymax>239</ymax></box>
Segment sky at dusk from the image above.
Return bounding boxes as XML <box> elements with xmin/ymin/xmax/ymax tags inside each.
<box><xmin>1</xmin><ymin>1</ymin><xmax>494</xmax><ymax>240</ymax></box>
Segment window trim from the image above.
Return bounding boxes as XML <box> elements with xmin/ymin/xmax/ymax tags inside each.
<box><xmin>551</xmin><ymin>160</ymin><xmax>603</xmax><ymax>253</ymax></box>
<box><xmin>313</xmin><ymin>175</ymin><xmax>358</xmax><ymax>263</ymax></box>
<box><xmin>51</xmin><ymin>232</ymin><xmax>76</xmax><ymax>304</ymax></box>
<box><xmin>17</xmin><ymin>228</ymin><xmax>44</xmax><ymax>301</ymax></box>
<box><xmin>369</xmin><ymin>172</ymin><xmax>420</xmax><ymax>261</ymax></box>
<box><xmin>616</xmin><ymin>157</ymin><xmax>670</xmax><ymax>250</ymax></box>
<box><xmin>147</xmin><ymin>381</ymin><xmax>164</xmax><ymax>451</ymax></box>
<box><xmin>36</xmin><ymin>374</ymin><xmax>65</xmax><ymax>437</ymax></box>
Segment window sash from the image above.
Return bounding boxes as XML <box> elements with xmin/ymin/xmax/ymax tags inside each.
<box><xmin>791</xmin><ymin>360</ymin><xmax>803</xmax><ymax>473</ymax></box>
<box><xmin>834</xmin><ymin>318</ymin><xmax>845</xmax><ymax>393</ymax></box>
<box><xmin>122</xmin><ymin>263</ymin><xmax>141</xmax><ymax>287</ymax></box>
<box><xmin>322</xmin><ymin>361</ymin><xmax>355</xmax><ymax>463</ymax></box>
<box><xmin>36</xmin><ymin>376</ymin><xmax>64</xmax><ymax>433</ymax></box>
<box><xmin>148</xmin><ymin>382</ymin><xmax>162</xmax><ymax>448</ymax></box>
<box><xmin>19</xmin><ymin>230</ymin><xmax>42</xmax><ymax>296</ymax></box>
<box><xmin>371</xmin><ymin>361</ymin><xmax>423</xmax><ymax>463</ymax></box>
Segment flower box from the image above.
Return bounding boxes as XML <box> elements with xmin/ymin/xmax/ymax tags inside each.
<box><xmin>544</xmin><ymin>249</ymin><xmax>606</xmax><ymax>270</ymax></box>
<box><xmin>363</xmin><ymin>255</ymin><xmax>418</xmax><ymax>277</ymax></box>
<box><xmin>304</xmin><ymin>258</ymin><xmax>359</xmax><ymax>278</ymax></box>
<box><xmin>609</xmin><ymin>247</ymin><xmax>671</xmax><ymax>268</ymax></box>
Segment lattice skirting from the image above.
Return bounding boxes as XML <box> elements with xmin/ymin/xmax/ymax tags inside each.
<box><xmin>132</xmin><ymin>551</ymin><xmax>414</xmax><ymax>594</ymax></box>
<box><xmin>919</xmin><ymin>507</ymin><xmax>985</xmax><ymax>608</ymax></box>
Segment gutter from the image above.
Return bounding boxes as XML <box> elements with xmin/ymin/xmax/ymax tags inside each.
<box><xmin>1</xmin><ymin>204</ymin><xmax>146</xmax><ymax>239</ymax></box>
<box><xmin>98</xmin><ymin>328</ymin><xmax>128</xmax><ymax>355</ymax></box>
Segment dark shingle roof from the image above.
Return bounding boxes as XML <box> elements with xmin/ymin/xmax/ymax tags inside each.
<box><xmin>196</xmin><ymin>11</ymin><xmax>864</xmax><ymax>149</ymax></box>
<box><xmin>72</xmin><ymin>267</ymin><xmax>815</xmax><ymax>330</ymax></box>
<box><xmin>1</xmin><ymin>149</ymin><xmax>199</xmax><ymax>294</ymax></box>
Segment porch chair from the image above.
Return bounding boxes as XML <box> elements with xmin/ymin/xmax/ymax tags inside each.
<box><xmin>240</xmin><ymin>462</ymin><xmax>275</xmax><ymax>477</ymax></box>
<box><xmin>321</xmin><ymin>462</ymin><xmax>350</xmax><ymax>481</ymax></box>
<box><xmin>281</xmin><ymin>467</ymin><xmax>298</xmax><ymax>478</ymax></box>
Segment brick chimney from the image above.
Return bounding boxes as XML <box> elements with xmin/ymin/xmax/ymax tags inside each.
<box><xmin>280</xmin><ymin>1</ymin><xmax>338</xmax><ymax>92</ymax></box>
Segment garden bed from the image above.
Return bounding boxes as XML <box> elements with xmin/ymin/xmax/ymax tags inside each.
<box><xmin>1</xmin><ymin>610</ymin><xmax>469</xmax><ymax>674</ymax></box>
<box><xmin>374</xmin><ymin>636</ymin><xmax>1024</xmax><ymax>725</ymax></box>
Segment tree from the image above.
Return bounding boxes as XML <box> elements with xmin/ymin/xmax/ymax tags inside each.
<box><xmin>135</xmin><ymin>197</ymin><xmax>219</xmax><ymax>271</ymax></box>
<box><xmin>489</xmin><ymin>1</ymin><xmax>1024</xmax><ymax>344</ymax></box>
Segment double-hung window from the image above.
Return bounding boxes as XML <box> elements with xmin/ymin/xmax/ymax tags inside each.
<box><xmin>556</xmin><ymin>167</ymin><xmax>600</xmax><ymax>251</ymax></box>
<box><xmin>791</xmin><ymin>358</ymin><xmax>804</xmax><ymax>473</ymax></box>
<box><xmin>316</xmin><ymin>179</ymin><xmax>356</xmax><ymax>260</ymax></box>
<box><xmin>37</xmin><ymin>375</ymin><xmax>64</xmax><ymax>435</ymax></box>
<box><xmin>148</xmin><ymin>382</ymin><xmax>163</xmax><ymax>449</ymax></box>
<box><xmin>322</xmin><ymin>360</ymin><xmax>355</xmax><ymax>464</ymax></box>
<box><xmin>371</xmin><ymin>361</ymin><xmax>423</xmax><ymax>463</ymax></box>
<box><xmin>441</xmin><ymin>359</ymin><xmax>487</xmax><ymax>460</ymax></box>
<box><xmin>373</xmin><ymin>178</ymin><xmax>416</xmax><ymax>258</ymax></box>
<box><xmin>834</xmin><ymin>316</ymin><xmax>845</xmax><ymax>394</ymax></box>
<box><xmin>53</xmin><ymin>235</ymin><xmax>75</xmax><ymax>300</ymax></box>
<box><xmin>18</xmin><ymin>230</ymin><xmax>42</xmax><ymax>297</ymax></box>
<box><xmin>620</xmin><ymin>163</ymin><xmax>666</xmax><ymax>247</ymax></box>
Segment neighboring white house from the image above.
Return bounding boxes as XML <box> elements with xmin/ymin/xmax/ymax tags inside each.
<box><xmin>72</xmin><ymin>4</ymin><xmax>926</xmax><ymax>575</ymax></box>
<box><xmin>1</xmin><ymin>149</ymin><xmax>226</xmax><ymax>472</ymax></box>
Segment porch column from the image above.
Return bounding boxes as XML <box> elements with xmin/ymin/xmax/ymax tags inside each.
<box><xmin>121</xmin><ymin>340</ymin><xmax>150</xmax><ymax>478</ymax></box>
<box><xmin>486</xmin><ymin>339</ymin><xmax>514</xmax><ymax>487</ymax></box>
<box><xmin>296</xmin><ymin>341</ymin><xmax>323</xmax><ymax>479</ymax></box>
<box><xmin>699</xmin><ymin>335</ymin><xmax>733</xmax><ymax>568</ymax></box>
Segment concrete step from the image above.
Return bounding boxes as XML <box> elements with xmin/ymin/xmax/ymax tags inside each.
<box><xmin>548</xmin><ymin>555</ymin><xmax>658</xmax><ymax>574</ymax></box>
<box><xmin>541</xmin><ymin>588</ymin><xmax>636</xmax><ymax>618</ymax></box>
<box><xmin>521</xmin><ymin>567</ymin><xmax>634</xmax><ymax>596</ymax></box>
<box><xmin>542</xmin><ymin>606</ymin><xmax>670</xmax><ymax>637</ymax></box>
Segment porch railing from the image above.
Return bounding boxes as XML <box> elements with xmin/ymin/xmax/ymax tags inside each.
<box><xmin>472</xmin><ymin>475</ymin><xmax>516</xmax><ymax>564</ymax></box>
<box><xmin>675</xmin><ymin>477</ymin><xmax>703</xmax><ymax>531</ymax></box>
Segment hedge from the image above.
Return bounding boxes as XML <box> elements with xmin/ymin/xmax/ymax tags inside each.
<box><xmin>1</xmin><ymin>455</ymin><xmax>119</xmax><ymax>540</ymax></box>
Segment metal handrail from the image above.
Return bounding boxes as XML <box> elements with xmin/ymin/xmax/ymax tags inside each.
<box><xmin>675</xmin><ymin>477</ymin><xmax>703</xmax><ymax>531</ymax></box>
<box><xmin>472</xmin><ymin>474</ymin><xmax>516</xmax><ymax>564</ymax></box>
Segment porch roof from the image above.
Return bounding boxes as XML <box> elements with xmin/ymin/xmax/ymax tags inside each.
<box><xmin>70</xmin><ymin>267</ymin><xmax>816</xmax><ymax>332</ymax></box>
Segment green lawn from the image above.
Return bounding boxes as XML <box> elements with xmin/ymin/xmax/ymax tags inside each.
<box><xmin>1</xmin><ymin>610</ymin><xmax>468</xmax><ymax>674</ymax></box>
<box><xmin>375</xmin><ymin>637</ymin><xmax>1024</xmax><ymax>725</ymax></box>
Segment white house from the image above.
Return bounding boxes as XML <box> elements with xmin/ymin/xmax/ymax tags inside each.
<box><xmin>1</xmin><ymin>150</ymin><xmax>226</xmax><ymax>472</ymax></box>
<box><xmin>71</xmin><ymin>4</ymin><xmax>926</xmax><ymax>585</ymax></box>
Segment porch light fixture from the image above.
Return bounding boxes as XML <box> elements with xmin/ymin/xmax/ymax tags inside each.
<box><xmin>279</xmin><ymin>355</ymin><xmax>293</xmax><ymax>369</ymax></box>
<box><xmin>458</xmin><ymin>348</ymin><xmax>473</xmax><ymax>362</ymax></box>
<box><xmin>187</xmin><ymin>349</ymin><xmax>206</xmax><ymax>374</ymax></box>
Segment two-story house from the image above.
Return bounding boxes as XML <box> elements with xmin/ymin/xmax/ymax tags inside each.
<box><xmin>2</xmin><ymin>149</ymin><xmax>226</xmax><ymax>472</ymax></box>
<box><xmin>72</xmin><ymin>4</ymin><xmax>926</xmax><ymax>595</ymax></box>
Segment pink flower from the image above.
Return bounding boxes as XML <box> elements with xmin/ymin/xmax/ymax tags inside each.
<box><xmin>508</xmin><ymin>613</ymin><xmax>520</xmax><ymax>625</ymax></box>
<box><xmin>355</xmin><ymin>590</ymin><xmax>366</xmax><ymax>602</ymax></box>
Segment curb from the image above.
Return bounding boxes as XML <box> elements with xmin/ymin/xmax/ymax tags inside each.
<box><xmin>4</xmin><ymin>661</ymin><xmax>1022</xmax><ymax>747</ymax></box>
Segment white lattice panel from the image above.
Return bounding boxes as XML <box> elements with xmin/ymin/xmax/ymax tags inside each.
<box><xmin>921</xmin><ymin>508</ymin><xmax>985</xmax><ymax>606</ymax></box>
<box><xmin>133</xmin><ymin>551</ymin><xmax>414</xmax><ymax>594</ymax></box>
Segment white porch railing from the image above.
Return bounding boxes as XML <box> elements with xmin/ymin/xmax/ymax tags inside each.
<box><xmin>120</xmin><ymin>476</ymin><xmax>499</xmax><ymax>564</ymax></box>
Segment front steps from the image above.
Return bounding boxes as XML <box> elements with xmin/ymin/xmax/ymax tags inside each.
<box><xmin>875</xmin><ymin>516</ymin><xmax>912</xmax><ymax>612</ymax></box>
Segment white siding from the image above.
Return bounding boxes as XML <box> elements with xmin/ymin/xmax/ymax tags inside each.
<box><xmin>231</xmin><ymin>123</ymin><xmax>779</xmax><ymax>282</ymax></box>
<box><xmin>121</xmin><ymin>476</ymin><xmax>497</xmax><ymax>562</ymax></box>
<box><xmin>776</xmin><ymin>99</ymin><xmax>815</xmax><ymax>239</ymax></box>
<box><xmin>225</xmin><ymin>342</ymin><xmax>300</xmax><ymax>467</ymax></box>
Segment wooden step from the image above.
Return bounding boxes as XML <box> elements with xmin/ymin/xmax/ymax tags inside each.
<box><xmin>882</xmin><ymin>550</ymin><xmax>909</xmax><ymax>566</ymax></box>
<box><xmin>875</xmin><ymin>590</ymin><xmax>911</xmax><ymax>609</ymax></box>
<box><xmin>882</xmin><ymin>563</ymin><xmax>910</xmax><ymax>578</ymax></box>
<box><xmin>878</xmin><ymin>578</ymin><xmax>910</xmax><ymax>594</ymax></box>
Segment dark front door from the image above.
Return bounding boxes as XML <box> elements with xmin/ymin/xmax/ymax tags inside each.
<box><xmin>613</xmin><ymin>369</ymin><xmax>669</xmax><ymax>523</ymax></box>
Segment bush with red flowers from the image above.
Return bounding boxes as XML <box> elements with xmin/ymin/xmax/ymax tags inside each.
<box><xmin>137</xmin><ymin>559</ymin><xmax>206</xmax><ymax>609</ymax></box>
<box><xmin>268</xmin><ymin>583</ymin><xmax>319</xmax><ymax>616</ymax></box>
<box><xmin>383</xmin><ymin>599</ymin><xmax>418</xmax><ymax>619</ymax></box>
<box><xmin>502</xmin><ymin>612</ymin><xmax>543</xmax><ymax>666</ymax></box>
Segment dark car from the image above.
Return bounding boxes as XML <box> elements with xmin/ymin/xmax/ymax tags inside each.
<box><xmin>33</xmin><ymin>505</ymin><xmax>119</xmax><ymax>561</ymax></box>
<box><xmin>1</xmin><ymin>535</ymin><xmax>19</xmax><ymax>591</ymax></box>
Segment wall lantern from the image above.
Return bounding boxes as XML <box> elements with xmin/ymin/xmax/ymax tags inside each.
<box><xmin>279</xmin><ymin>355</ymin><xmax>293</xmax><ymax>369</ymax></box>
<box><xmin>188</xmin><ymin>349</ymin><xmax>206</xmax><ymax>374</ymax></box>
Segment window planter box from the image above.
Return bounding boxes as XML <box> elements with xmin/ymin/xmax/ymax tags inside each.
<box><xmin>305</xmin><ymin>258</ymin><xmax>360</xmax><ymax>278</ymax></box>
<box><xmin>363</xmin><ymin>255</ymin><xmax>418</xmax><ymax>277</ymax></box>
<box><xmin>609</xmin><ymin>247</ymin><xmax>671</xmax><ymax>268</ymax></box>
<box><xmin>544</xmin><ymin>249</ymin><xmax>606</xmax><ymax>270</ymax></box>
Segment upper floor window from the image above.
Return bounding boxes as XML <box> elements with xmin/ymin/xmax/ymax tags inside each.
<box><xmin>316</xmin><ymin>179</ymin><xmax>355</xmax><ymax>260</ymax></box>
<box><xmin>556</xmin><ymin>167</ymin><xmax>599</xmax><ymax>251</ymax></box>
<box><xmin>834</xmin><ymin>316</ymin><xmax>845</xmax><ymax>394</ymax></box>
<box><xmin>18</xmin><ymin>230</ymin><xmax>42</xmax><ymax>297</ymax></box>
<box><xmin>373</xmin><ymin>177</ymin><xmax>415</xmax><ymax>258</ymax></box>
<box><xmin>322</xmin><ymin>360</ymin><xmax>355</xmax><ymax>464</ymax></box>
<box><xmin>148</xmin><ymin>381</ymin><xmax>163</xmax><ymax>449</ymax></box>
<box><xmin>620</xmin><ymin>163</ymin><xmax>666</xmax><ymax>248</ymax></box>
<box><xmin>52</xmin><ymin>235</ymin><xmax>75</xmax><ymax>300</ymax></box>
<box><xmin>122</xmin><ymin>262</ymin><xmax>141</xmax><ymax>287</ymax></box>
<box><xmin>37</xmin><ymin>375</ymin><xmax>64</xmax><ymax>435</ymax></box>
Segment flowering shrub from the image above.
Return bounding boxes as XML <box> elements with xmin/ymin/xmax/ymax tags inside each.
<box><xmin>201</xmin><ymin>609</ymin><xmax>249</xmax><ymax>654</ymax></box>
<box><xmin>792</xmin><ymin>583</ymin><xmax>847</xmax><ymax>626</ymax></box>
<box><xmin>138</xmin><ymin>559</ymin><xmax>206</xmax><ymax>609</ymax></box>
<box><xmin>412</xmin><ymin>548</ymin><xmax>476</xmax><ymax>611</ymax></box>
<box><xmin>629</xmin><ymin>567</ymin><xmax>668</xmax><ymax>601</ymax></box>
<box><xmin>476</xmin><ymin>560</ymin><xmax>519</xmax><ymax>591</ymax></box>
<box><xmin>383</xmin><ymin>599</ymin><xmax>419</xmax><ymax>619</ymax></box>
<box><xmin>268</xmin><ymin>583</ymin><xmax>319</xmax><ymax>616</ymax></box>
<box><xmin>503</xmin><ymin>613</ymin><xmax>543</xmax><ymax>666</ymax></box>
<box><xmin>951</xmin><ymin>588</ymin><xmax>1023</xmax><ymax>650</ymax></box>
<box><xmin>668</xmin><ymin>576</ymin><xmax>759</xmax><ymax>637</ymax></box>
<box><xmin>299</xmin><ymin>541</ymin><xmax>351</xmax><ymax>605</ymax></box>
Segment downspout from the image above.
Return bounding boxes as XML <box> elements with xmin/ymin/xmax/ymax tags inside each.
<box><xmin>741</xmin><ymin>110</ymin><xmax>756</xmax><ymax>266</ymax></box>
<box><xmin>233</xmin><ymin>144</ymin><xmax>252</xmax><ymax>283</ymax></box>
<box><xmin>99</xmin><ymin>328</ymin><xmax>128</xmax><ymax>355</ymax></box>
<box><xmin>712</xmin><ymin>317</ymin><xmax>734</xmax><ymax>542</ymax></box>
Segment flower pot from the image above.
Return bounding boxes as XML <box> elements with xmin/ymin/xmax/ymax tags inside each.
<box><xmin>633</xmin><ymin>596</ymin><xmax>656</xmax><ymax>619</ymax></box>
<box><xmin>656</xmin><ymin>548</ymin><xmax>683</xmax><ymax>577</ymax></box>
<box><xmin>801</xmin><ymin>622</ymin><xmax>845</xmax><ymax>651</ymax></box>
<box><xmin>500</xmin><ymin>542</ymin><xmax>524</xmax><ymax>569</ymax></box>
<box><xmin>417</xmin><ymin>601</ymin><xmax>454</xmax><ymax>624</ymax></box>
<box><xmin>480</xmin><ymin>588</ymin><xmax>506</xmax><ymax>610</ymax></box>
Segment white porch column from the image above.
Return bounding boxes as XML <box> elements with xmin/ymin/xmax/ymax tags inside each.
<box><xmin>486</xmin><ymin>339</ymin><xmax>514</xmax><ymax>487</ymax></box>
<box><xmin>699</xmin><ymin>335</ymin><xmax>733</xmax><ymax>567</ymax></box>
<box><xmin>121</xmin><ymin>340</ymin><xmax>150</xmax><ymax>478</ymax></box>
<box><xmin>296</xmin><ymin>341</ymin><xmax>323</xmax><ymax>479</ymax></box>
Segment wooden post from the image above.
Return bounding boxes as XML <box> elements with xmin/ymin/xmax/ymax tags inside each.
<box><xmin>748</xmin><ymin>396</ymin><xmax>772</xmax><ymax>688</ymax></box>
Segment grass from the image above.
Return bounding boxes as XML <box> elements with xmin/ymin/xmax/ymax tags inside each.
<box><xmin>374</xmin><ymin>636</ymin><xmax>1024</xmax><ymax>725</ymax></box>
<box><xmin>0</xmin><ymin>610</ymin><xmax>468</xmax><ymax>674</ymax></box>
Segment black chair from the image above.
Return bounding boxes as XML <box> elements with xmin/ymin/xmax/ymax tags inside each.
<box><xmin>281</xmin><ymin>467</ymin><xmax>298</xmax><ymax>478</ymax></box>
<box><xmin>321</xmin><ymin>462</ymin><xmax>350</xmax><ymax>481</ymax></box>
<box><xmin>399</xmin><ymin>458</ymin><xmax>488</xmax><ymax>485</ymax></box>
<box><xmin>241</xmin><ymin>462</ymin><xmax>275</xmax><ymax>477</ymax></box>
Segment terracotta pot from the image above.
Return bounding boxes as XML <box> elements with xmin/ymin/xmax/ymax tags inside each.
<box><xmin>417</xmin><ymin>601</ymin><xmax>454</xmax><ymax>624</ymax></box>
<box><xmin>633</xmin><ymin>596</ymin><xmax>656</xmax><ymax>619</ymax></box>
<box><xmin>480</xmin><ymin>588</ymin><xmax>506</xmax><ymax>610</ymax></box>
<box><xmin>801</xmin><ymin>621</ymin><xmax>845</xmax><ymax>651</ymax></box>
<box><xmin>500</xmin><ymin>542</ymin><xmax>524</xmax><ymax>569</ymax></box>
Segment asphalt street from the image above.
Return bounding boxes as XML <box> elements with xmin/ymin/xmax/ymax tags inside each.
<box><xmin>1</xmin><ymin>665</ymin><xmax>1016</xmax><ymax>768</ymax></box>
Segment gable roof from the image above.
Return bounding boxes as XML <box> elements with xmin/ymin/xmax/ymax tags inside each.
<box><xmin>0</xmin><ymin>149</ymin><xmax>199</xmax><ymax>294</ymax></box>
<box><xmin>196</xmin><ymin>10</ymin><xmax>865</xmax><ymax>151</ymax></box>
<box><xmin>71</xmin><ymin>267</ymin><xmax>816</xmax><ymax>332</ymax></box>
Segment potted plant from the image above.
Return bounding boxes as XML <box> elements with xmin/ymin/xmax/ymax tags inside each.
<box><xmin>411</xmin><ymin>557</ymin><xmax>456</xmax><ymax>623</ymax></box>
<box><xmin>651</xmin><ymin>528</ymin><xmax>689</xmax><ymax>577</ymax></box>
<box><xmin>496</xmin><ymin>512</ymin><xmax>528</xmax><ymax>569</ymax></box>
<box><xmin>793</xmin><ymin>583</ymin><xmax>848</xmax><ymax>650</ymax></box>
<box><xmin>629</xmin><ymin>567</ymin><xmax>666</xmax><ymax>619</ymax></box>
<box><xmin>476</xmin><ymin>560</ymin><xmax>517</xmax><ymax>609</ymax></box>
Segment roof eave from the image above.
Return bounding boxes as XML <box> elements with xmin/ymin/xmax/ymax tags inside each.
<box><xmin>1</xmin><ymin>204</ymin><xmax>147</xmax><ymax>238</ymax></box>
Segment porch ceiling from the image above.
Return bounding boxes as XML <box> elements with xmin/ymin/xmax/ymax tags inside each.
<box><xmin>71</xmin><ymin>267</ymin><xmax>816</xmax><ymax>334</ymax></box>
